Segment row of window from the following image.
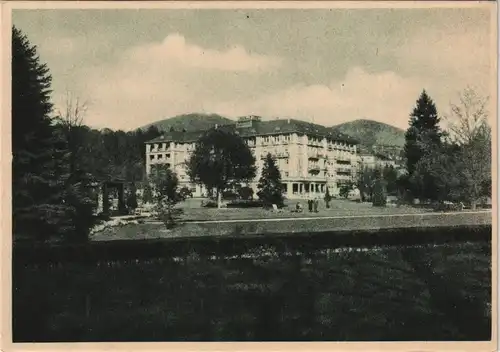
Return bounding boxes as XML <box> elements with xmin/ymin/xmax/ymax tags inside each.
<box><xmin>147</xmin><ymin>143</ymin><xmax>196</xmax><ymax>153</ymax></box>
<box><xmin>147</xmin><ymin>135</ymin><xmax>356</xmax><ymax>153</ymax></box>
<box><xmin>149</xmin><ymin>153</ymin><xmax>171</xmax><ymax>161</ymax></box>
<box><xmin>260</xmin><ymin>134</ymin><xmax>293</xmax><ymax>144</ymax></box>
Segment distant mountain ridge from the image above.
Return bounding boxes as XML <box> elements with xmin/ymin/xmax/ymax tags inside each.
<box><xmin>140</xmin><ymin>115</ymin><xmax>406</xmax><ymax>152</ymax></box>
<box><xmin>140</xmin><ymin>113</ymin><xmax>234</xmax><ymax>132</ymax></box>
<box><xmin>329</xmin><ymin>119</ymin><xmax>406</xmax><ymax>151</ymax></box>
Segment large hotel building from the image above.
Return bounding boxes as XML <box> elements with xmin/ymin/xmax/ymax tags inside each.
<box><xmin>145</xmin><ymin>116</ymin><xmax>359</xmax><ymax>199</ymax></box>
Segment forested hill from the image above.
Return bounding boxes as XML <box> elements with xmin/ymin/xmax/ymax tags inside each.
<box><xmin>330</xmin><ymin>119</ymin><xmax>406</xmax><ymax>150</ymax></box>
<box><xmin>141</xmin><ymin>113</ymin><xmax>234</xmax><ymax>132</ymax></box>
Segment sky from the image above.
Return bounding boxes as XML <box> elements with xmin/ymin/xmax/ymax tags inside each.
<box><xmin>12</xmin><ymin>6</ymin><xmax>494</xmax><ymax>131</ymax></box>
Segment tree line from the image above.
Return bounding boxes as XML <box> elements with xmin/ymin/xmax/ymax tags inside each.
<box><xmin>354</xmin><ymin>89</ymin><xmax>492</xmax><ymax>209</ymax></box>
<box><xmin>403</xmin><ymin>89</ymin><xmax>491</xmax><ymax>209</ymax></box>
<box><xmin>12</xmin><ymin>27</ymin><xmax>161</xmax><ymax>242</ymax></box>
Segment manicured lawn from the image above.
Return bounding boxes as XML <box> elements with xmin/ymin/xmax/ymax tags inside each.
<box><xmin>178</xmin><ymin>197</ymin><xmax>433</xmax><ymax>222</ymax></box>
<box><xmin>89</xmin><ymin>197</ymin><xmax>491</xmax><ymax>241</ymax></box>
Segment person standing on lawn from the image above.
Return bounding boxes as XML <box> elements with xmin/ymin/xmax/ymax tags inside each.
<box><xmin>313</xmin><ymin>196</ymin><xmax>319</xmax><ymax>213</ymax></box>
<box><xmin>324</xmin><ymin>187</ymin><xmax>332</xmax><ymax>209</ymax></box>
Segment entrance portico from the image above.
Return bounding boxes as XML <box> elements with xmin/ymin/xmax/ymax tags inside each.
<box><xmin>285</xmin><ymin>180</ymin><xmax>327</xmax><ymax>199</ymax></box>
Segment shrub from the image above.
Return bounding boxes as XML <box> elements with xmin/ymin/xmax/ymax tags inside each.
<box><xmin>126</xmin><ymin>191</ymin><xmax>138</xmax><ymax>211</ymax></box>
<box><xmin>179</xmin><ymin>187</ymin><xmax>193</xmax><ymax>199</ymax></box>
<box><xmin>201</xmin><ymin>200</ymin><xmax>218</xmax><ymax>208</ymax></box>
<box><xmin>238</xmin><ymin>186</ymin><xmax>254</xmax><ymax>200</ymax></box>
<box><xmin>226</xmin><ymin>200</ymin><xmax>264</xmax><ymax>208</ymax></box>
<box><xmin>339</xmin><ymin>181</ymin><xmax>355</xmax><ymax>199</ymax></box>
<box><xmin>149</xmin><ymin>166</ymin><xmax>186</xmax><ymax>229</ymax></box>
<box><xmin>222</xmin><ymin>190</ymin><xmax>239</xmax><ymax>201</ymax></box>
<box><xmin>372</xmin><ymin>178</ymin><xmax>388</xmax><ymax>207</ymax></box>
<box><xmin>156</xmin><ymin>207</ymin><xmax>184</xmax><ymax>229</ymax></box>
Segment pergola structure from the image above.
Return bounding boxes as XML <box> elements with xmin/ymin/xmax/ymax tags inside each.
<box><xmin>92</xmin><ymin>178</ymin><xmax>128</xmax><ymax>216</ymax></box>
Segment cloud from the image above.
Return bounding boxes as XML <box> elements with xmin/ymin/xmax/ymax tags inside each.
<box><xmin>128</xmin><ymin>33</ymin><xmax>282</xmax><ymax>72</ymax></box>
<box><xmin>75</xmin><ymin>33</ymin><xmax>283</xmax><ymax>129</ymax></box>
<box><xmin>71</xmin><ymin>26</ymin><xmax>492</xmax><ymax>132</ymax></box>
<box><xmin>208</xmin><ymin>67</ymin><xmax>426</xmax><ymax>129</ymax></box>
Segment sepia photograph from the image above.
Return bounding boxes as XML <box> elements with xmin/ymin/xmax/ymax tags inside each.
<box><xmin>3</xmin><ymin>1</ymin><xmax>497</xmax><ymax>349</ymax></box>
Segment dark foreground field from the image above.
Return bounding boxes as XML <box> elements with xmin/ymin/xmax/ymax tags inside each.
<box><xmin>13</xmin><ymin>226</ymin><xmax>491</xmax><ymax>342</ymax></box>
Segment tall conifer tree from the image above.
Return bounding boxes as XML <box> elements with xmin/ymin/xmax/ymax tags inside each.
<box><xmin>12</xmin><ymin>26</ymin><xmax>88</xmax><ymax>241</ymax></box>
<box><xmin>404</xmin><ymin>90</ymin><xmax>442</xmax><ymax>200</ymax></box>
<box><xmin>257</xmin><ymin>153</ymin><xmax>285</xmax><ymax>207</ymax></box>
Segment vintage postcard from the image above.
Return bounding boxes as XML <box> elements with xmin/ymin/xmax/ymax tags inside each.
<box><xmin>1</xmin><ymin>1</ymin><xmax>497</xmax><ymax>352</ymax></box>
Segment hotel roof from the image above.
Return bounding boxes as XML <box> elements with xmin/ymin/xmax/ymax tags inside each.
<box><xmin>146</xmin><ymin>118</ymin><xmax>359</xmax><ymax>145</ymax></box>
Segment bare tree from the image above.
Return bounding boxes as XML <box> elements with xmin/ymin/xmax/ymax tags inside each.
<box><xmin>446</xmin><ymin>87</ymin><xmax>491</xmax><ymax>209</ymax></box>
<box><xmin>55</xmin><ymin>91</ymin><xmax>90</xmax><ymax>176</ymax></box>
<box><xmin>57</xmin><ymin>91</ymin><xmax>89</xmax><ymax>128</ymax></box>
<box><xmin>446</xmin><ymin>87</ymin><xmax>490</xmax><ymax>145</ymax></box>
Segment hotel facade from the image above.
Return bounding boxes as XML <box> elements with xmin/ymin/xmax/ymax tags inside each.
<box><xmin>145</xmin><ymin>116</ymin><xmax>359</xmax><ymax>199</ymax></box>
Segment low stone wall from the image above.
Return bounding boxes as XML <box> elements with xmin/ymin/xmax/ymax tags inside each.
<box><xmin>176</xmin><ymin>211</ymin><xmax>492</xmax><ymax>239</ymax></box>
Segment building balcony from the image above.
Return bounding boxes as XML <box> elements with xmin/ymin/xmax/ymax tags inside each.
<box><xmin>260</xmin><ymin>152</ymin><xmax>289</xmax><ymax>160</ymax></box>
<box><xmin>275</xmin><ymin>152</ymin><xmax>289</xmax><ymax>158</ymax></box>
<box><xmin>308</xmin><ymin>151</ymin><xmax>328</xmax><ymax>159</ymax></box>
<box><xmin>336</xmin><ymin>174</ymin><xmax>352</xmax><ymax>179</ymax></box>
<box><xmin>308</xmin><ymin>166</ymin><xmax>321</xmax><ymax>173</ymax></box>
<box><xmin>336</xmin><ymin>167</ymin><xmax>351</xmax><ymax>174</ymax></box>
<box><xmin>336</xmin><ymin>173</ymin><xmax>351</xmax><ymax>178</ymax></box>
<box><xmin>285</xmin><ymin>175</ymin><xmax>327</xmax><ymax>182</ymax></box>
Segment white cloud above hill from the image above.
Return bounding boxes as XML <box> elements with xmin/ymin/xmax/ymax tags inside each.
<box><xmin>14</xmin><ymin>8</ymin><xmax>493</xmax><ymax>131</ymax></box>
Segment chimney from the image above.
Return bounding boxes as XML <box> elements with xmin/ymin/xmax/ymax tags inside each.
<box><xmin>287</xmin><ymin>118</ymin><xmax>290</xmax><ymax>124</ymax></box>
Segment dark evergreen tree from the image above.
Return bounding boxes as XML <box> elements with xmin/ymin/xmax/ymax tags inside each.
<box><xmin>257</xmin><ymin>153</ymin><xmax>284</xmax><ymax>207</ymax></box>
<box><xmin>404</xmin><ymin>90</ymin><xmax>443</xmax><ymax>200</ymax></box>
<box><xmin>382</xmin><ymin>165</ymin><xmax>399</xmax><ymax>196</ymax></box>
<box><xmin>404</xmin><ymin>90</ymin><xmax>442</xmax><ymax>175</ymax></box>
<box><xmin>12</xmin><ymin>26</ymin><xmax>70</xmax><ymax>241</ymax></box>
<box><xmin>372</xmin><ymin>177</ymin><xmax>388</xmax><ymax>207</ymax></box>
<box><xmin>12</xmin><ymin>27</ymin><xmax>98</xmax><ymax>242</ymax></box>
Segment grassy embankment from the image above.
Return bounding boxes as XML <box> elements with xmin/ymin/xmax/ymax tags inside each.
<box><xmin>13</xmin><ymin>237</ymin><xmax>491</xmax><ymax>342</ymax></box>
